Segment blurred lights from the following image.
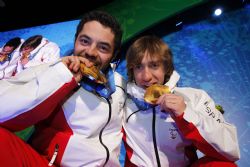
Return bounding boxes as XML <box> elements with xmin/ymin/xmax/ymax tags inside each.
<box><xmin>175</xmin><ymin>21</ymin><xmax>183</xmax><ymax>27</ymax></box>
<box><xmin>214</xmin><ymin>8</ymin><xmax>222</xmax><ymax>16</ymax></box>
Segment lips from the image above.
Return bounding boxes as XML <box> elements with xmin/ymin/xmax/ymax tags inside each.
<box><xmin>78</xmin><ymin>52</ymin><xmax>101</xmax><ymax>69</ymax></box>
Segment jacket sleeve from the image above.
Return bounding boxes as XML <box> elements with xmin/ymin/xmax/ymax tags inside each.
<box><xmin>0</xmin><ymin>60</ymin><xmax>78</xmax><ymax>131</ymax></box>
<box><xmin>174</xmin><ymin>88</ymin><xmax>240</xmax><ymax>162</ymax></box>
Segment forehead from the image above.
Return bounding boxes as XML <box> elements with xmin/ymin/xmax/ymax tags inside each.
<box><xmin>79</xmin><ymin>21</ymin><xmax>115</xmax><ymax>46</ymax></box>
<box><xmin>141</xmin><ymin>52</ymin><xmax>161</xmax><ymax>63</ymax></box>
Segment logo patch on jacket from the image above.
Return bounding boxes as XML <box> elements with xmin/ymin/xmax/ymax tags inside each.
<box><xmin>169</xmin><ymin>127</ymin><xmax>178</xmax><ymax>139</ymax></box>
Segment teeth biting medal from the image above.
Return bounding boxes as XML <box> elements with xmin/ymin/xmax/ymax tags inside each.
<box><xmin>144</xmin><ymin>84</ymin><xmax>171</xmax><ymax>104</ymax></box>
<box><xmin>80</xmin><ymin>63</ymin><xmax>107</xmax><ymax>84</ymax></box>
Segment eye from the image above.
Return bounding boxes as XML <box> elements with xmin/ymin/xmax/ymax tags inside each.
<box><xmin>150</xmin><ymin>62</ymin><xmax>160</xmax><ymax>69</ymax></box>
<box><xmin>79</xmin><ymin>37</ymin><xmax>91</xmax><ymax>46</ymax></box>
<box><xmin>134</xmin><ymin>64</ymin><xmax>143</xmax><ymax>70</ymax></box>
<box><xmin>97</xmin><ymin>43</ymin><xmax>111</xmax><ymax>53</ymax></box>
<box><xmin>98</xmin><ymin>44</ymin><xmax>110</xmax><ymax>53</ymax></box>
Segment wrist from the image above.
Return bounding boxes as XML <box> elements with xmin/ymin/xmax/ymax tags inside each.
<box><xmin>173</xmin><ymin>110</ymin><xmax>184</xmax><ymax>117</ymax></box>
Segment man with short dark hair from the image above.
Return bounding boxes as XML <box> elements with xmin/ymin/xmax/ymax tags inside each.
<box><xmin>0</xmin><ymin>10</ymin><xmax>126</xmax><ymax>167</ymax></box>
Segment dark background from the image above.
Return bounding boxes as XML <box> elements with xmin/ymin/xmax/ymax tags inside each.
<box><xmin>0</xmin><ymin>0</ymin><xmax>112</xmax><ymax>32</ymax></box>
<box><xmin>1</xmin><ymin>0</ymin><xmax>249</xmax><ymax>32</ymax></box>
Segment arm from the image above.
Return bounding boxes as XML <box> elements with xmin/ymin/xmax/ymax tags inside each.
<box><xmin>0</xmin><ymin>56</ymin><xmax>83</xmax><ymax>131</ymax></box>
<box><xmin>0</xmin><ymin>61</ymin><xmax>9</xmax><ymax>79</ymax></box>
<box><xmin>3</xmin><ymin>64</ymin><xmax>18</xmax><ymax>78</ymax></box>
<box><xmin>172</xmin><ymin>88</ymin><xmax>240</xmax><ymax>162</ymax></box>
<box><xmin>1</xmin><ymin>60</ymin><xmax>18</xmax><ymax>79</ymax></box>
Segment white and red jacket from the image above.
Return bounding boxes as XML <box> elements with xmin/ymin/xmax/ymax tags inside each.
<box><xmin>0</xmin><ymin>61</ymin><xmax>126</xmax><ymax>166</ymax></box>
<box><xmin>16</xmin><ymin>38</ymin><xmax>60</xmax><ymax>74</ymax></box>
<box><xmin>122</xmin><ymin>71</ymin><xmax>240</xmax><ymax>167</ymax></box>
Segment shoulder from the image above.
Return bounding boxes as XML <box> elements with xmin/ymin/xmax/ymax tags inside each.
<box><xmin>175</xmin><ymin>87</ymin><xmax>207</xmax><ymax>94</ymax></box>
<box><xmin>42</xmin><ymin>39</ymin><xmax>60</xmax><ymax>51</ymax></box>
<box><xmin>174</xmin><ymin>87</ymin><xmax>211</xmax><ymax>101</ymax></box>
<box><xmin>47</xmin><ymin>41</ymin><xmax>59</xmax><ymax>48</ymax></box>
<box><xmin>114</xmin><ymin>71</ymin><xmax>126</xmax><ymax>91</ymax></box>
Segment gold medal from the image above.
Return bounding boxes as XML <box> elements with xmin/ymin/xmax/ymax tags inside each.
<box><xmin>0</xmin><ymin>55</ymin><xmax>8</xmax><ymax>62</ymax></box>
<box><xmin>80</xmin><ymin>63</ymin><xmax>107</xmax><ymax>84</ymax></box>
<box><xmin>144</xmin><ymin>84</ymin><xmax>170</xmax><ymax>104</ymax></box>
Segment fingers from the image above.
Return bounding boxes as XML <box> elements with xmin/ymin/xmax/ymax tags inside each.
<box><xmin>61</xmin><ymin>56</ymin><xmax>98</xmax><ymax>83</ymax></box>
<box><xmin>72</xmin><ymin>72</ymin><xmax>82</xmax><ymax>83</ymax></box>
<box><xmin>157</xmin><ymin>93</ymin><xmax>176</xmax><ymax>104</ymax></box>
<box><xmin>78</xmin><ymin>57</ymin><xmax>95</xmax><ymax>67</ymax></box>
<box><xmin>62</xmin><ymin>56</ymin><xmax>80</xmax><ymax>72</ymax></box>
<box><xmin>62</xmin><ymin>56</ymin><xmax>83</xmax><ymax>83</ymax></box>
<box><xmin>157</xmin><ymin>93</ymin><xmax>186</xmax><ymax>117</ymax></box>
<box><xmin>70</xmin><ymin>56</ymin><xmax>80</xmax><ymax>72</ymax></box>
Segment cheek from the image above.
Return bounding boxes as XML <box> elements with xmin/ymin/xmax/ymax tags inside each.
<box><xmin>99</xmin><ymin>53</ymin><xmax>113</xmax><ymax>70</ymax></box>
<box><xmin>74</xmin><ymin>42</ymin><xmax>80</xmax><ymax>51</ymax></box>
<box><xmin>160</xmin><ymin>76</ymin><xmax>165</xmax><ymax>84</ymax></box>
<box><xmin>101</xmin><ymin>54</ymin><xmax>113</xmax><ymax>64</ymax></box>
<box><xmin>133</xmin><ymin>71</ymin><xmax>141</xmax><ymax>84</ymax></box>
<box><xmin>158</xmin><ymin>73</ymin><xmax>166</xmax><ymax>84</ymax></box>
<box><xmin>103</xmin><ymin>55</ymin><xmax>112</xmax><ymax>62</ymax></box>
<box><xmin>22</xmin><ymin>50</ymin><xmax>27</xmax><ymax>55</ymax></box>
<box><xmin>74</xmin><ymin>44</ymin><xmax>85</xmax><ymax>56</ymax></box>
<box><xmin>154</xmin><ymin>68</ymin><xmax>166</xmax><ymax>84</ymax></box>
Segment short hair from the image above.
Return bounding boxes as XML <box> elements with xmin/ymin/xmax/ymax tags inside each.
<box><xmin>4</xmin><ymin>37</ymin><xmax>22</xmax><ymax>50</ymax></box>
<box><xmin>126</xmin><ymin>35</ymin><xmax>174</xmax><ymax>83</ymax></box>
<box><xmin>20</xmin><ymin>35</ymin><xmax>43</xmax><ymax>51</ymax></box>
<box><xmin>75</xmin><ymin>10</ymin><xmax>122</xmax><ymax>58</ymax></box>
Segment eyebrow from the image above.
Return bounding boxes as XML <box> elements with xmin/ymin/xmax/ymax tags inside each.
<box><xmin>78</xmin><ymin>34</ymin><xmax>90</xmax><ymax>40</ymax></box>
<box><xmin>148</xmin><ymin>59</ymin><xmax>161</xmax><ymax>63</ymax></box>
<box><xmin>78</xmin><ymin>34</ymin><xmax>112</xmax><ymax>49</ymax></box>
<box><xmin>98</xmin><ymin>42</ymin><xmax>112</xmax><ymax>49</ymax></box>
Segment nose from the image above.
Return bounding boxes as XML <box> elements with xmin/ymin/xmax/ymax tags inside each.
<box><xmin>142</xmin><ymin>67</ymin><xmax>152</xmax><ymax>82</ymax></box>
<box><xmin>85</xmin><ymin>44</ymin><xmax>98</xmax><ymax>61</ymax></box>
